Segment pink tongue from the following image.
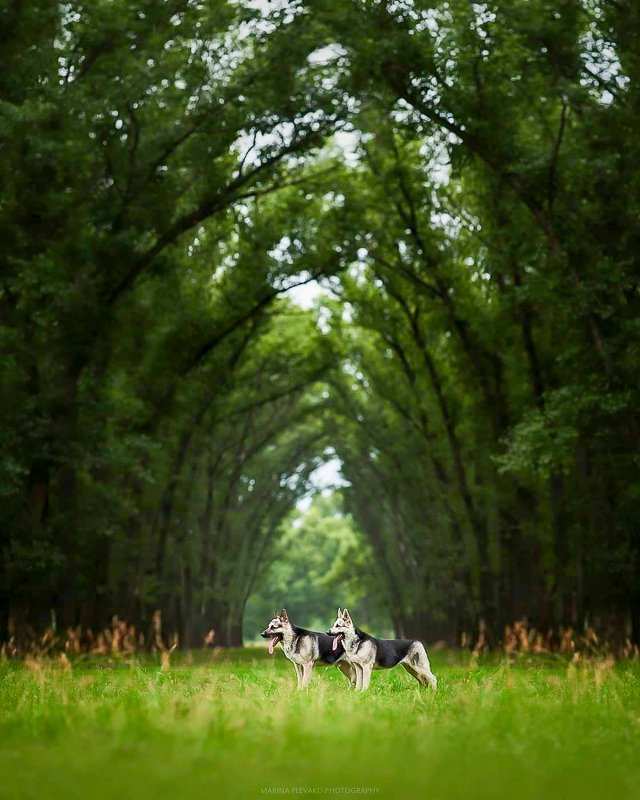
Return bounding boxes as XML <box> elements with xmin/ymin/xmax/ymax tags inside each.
<box><xmin>269</xmin><ymin>637</ymin><xmax>277</xmax><ymax>655</ymax></box>
<box><xmin>332</xmin><ymin>634</ymin><xmax>342</xmax><ymax>651</ymax></box>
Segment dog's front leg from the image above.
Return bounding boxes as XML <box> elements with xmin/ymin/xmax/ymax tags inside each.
<box><xmin>294</xmin><ymin>663</ymin><xmax>303</xmax><ymax>688</ymax></box>
<box><xmin>301</xmin><ymin>662</ymin><xmax>314</xmax><ymax>688</ymax></box>
<box><xmin>361</xmin><ymin>664</ymin><xmax>373</xmax><ymax>691</ymax></box>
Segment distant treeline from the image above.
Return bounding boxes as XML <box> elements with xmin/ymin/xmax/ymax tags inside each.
<box><xmin>2</xmin><ymin>1</ymin><xmax>640</xmax><ymax>647</ymax></box>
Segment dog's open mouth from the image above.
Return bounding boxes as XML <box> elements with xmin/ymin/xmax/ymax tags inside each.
<box><xmin>268</xmin><ymin>634</ymin><xmax>282</xmax><ymax>655</ymax></box>
<box><xmin>332</xmin><ymin>633</ymin><xmax>343</xmax><ymax>651</ymax></box>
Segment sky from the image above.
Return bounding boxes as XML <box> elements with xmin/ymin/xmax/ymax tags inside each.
<box><xmin>297</xmin><ymin>457</ymin><xmax>349</xmax><ymax>510</ymax></box>
<box><xmin>283</xmin><ymin>280</ymin><xmax>349</xmax><ymax>508</ymax></box>
<box><xmin>285</xmin><ymin>277</ymin><xmax>326</xmax><ymax>308</ymax></box>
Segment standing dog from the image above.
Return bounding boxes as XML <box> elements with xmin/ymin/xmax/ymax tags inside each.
<box><xmin>326</xmin><ymin>608</ymin><xmax>437</xmax><ymax>691</ymax></box>
<box><xmin>262</xmin><ymin>609</ymin><xmax>356</xmax><ymax>689</ymax></box>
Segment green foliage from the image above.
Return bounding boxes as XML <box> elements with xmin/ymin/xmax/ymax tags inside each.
<box><xmin>245</xmin><ymin>492</ymin><xmax>390</xmax><ymax>638</ymax></box>
<box><xmin>498</xmin><ymin>386</ymin><xmax>635</xmax><ymax>481</ymax></box>
<box><xmin>3</xmin><ymin>0</ymin><xmax>640</xmax><ymax>646</ymax></box>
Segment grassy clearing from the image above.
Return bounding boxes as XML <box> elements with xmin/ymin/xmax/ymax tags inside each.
<box><xmin>0</xmin><ymin>649</ymin><xmax>638</xmax><ymax>800</ymax></box>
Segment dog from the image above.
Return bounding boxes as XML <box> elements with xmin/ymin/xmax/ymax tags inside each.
<box><xmin>261</xmin><ymin>608</ymin><xmax>357</xmax><ymax>689</ymax></box>
<box><xmin>326</xmin><ymin>608</ymin><xmax>437</xmax><ymax>691</ymax></box>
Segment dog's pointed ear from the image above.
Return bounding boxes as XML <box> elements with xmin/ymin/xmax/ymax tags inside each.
<box><xmin>280</xmin><ymin>608</ymin><xmax>289</xmax><ymax>623</ymax></box>
<box><xmin>337</xmin><ymin>607</ymin><xmax>342</xmax><ymax>619</ymax></box>
<box><xmin>343</xmin><ymin>608</ymin><xmax>351</xmax><ymax>623</ymax></box>
<box><xmin>273</xmin><ymin>609</ymin><xmax>278</xmax><ymax>620</ymax></box>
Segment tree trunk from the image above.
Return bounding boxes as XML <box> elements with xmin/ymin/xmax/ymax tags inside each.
<box><xmin>550</xmin><ymin>472</ymin><xmax>570</xmax><ymax>627</ymax></box>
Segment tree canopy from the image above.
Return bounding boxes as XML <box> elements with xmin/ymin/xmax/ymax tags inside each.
<box><xmin>2</xmin><ymin>0</ymin><xmax>639</xmax><ymax>648</ymax></box>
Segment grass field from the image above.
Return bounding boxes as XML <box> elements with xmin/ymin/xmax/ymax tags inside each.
<box><xmin>1</xmin><ymin>649</ymin><xmax>639</xmax><ymax>800</ymax></box>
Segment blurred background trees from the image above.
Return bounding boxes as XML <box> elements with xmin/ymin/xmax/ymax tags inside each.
<box><xmin>2</xmin><ymin>0</ymin><xmax>639</xmax><ymax>647</ymax></box>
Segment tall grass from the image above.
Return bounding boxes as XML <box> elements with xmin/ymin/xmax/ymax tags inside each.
<box><xmin>0</xmin><ymin>649</ymin><xmax>638</xmax><ymax>800</ymax></box>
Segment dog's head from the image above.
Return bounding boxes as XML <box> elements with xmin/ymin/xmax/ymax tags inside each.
<box><xmin>261</xmin><ymin>608</ymin><xmax>290</xmax><ymax>655</ymax></box>
<box><xmin>326</xmin><ymin>608</ymin><xmax>353</xmax><ymax>651</ymax></box>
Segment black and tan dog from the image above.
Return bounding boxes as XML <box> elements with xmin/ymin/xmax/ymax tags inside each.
<box><xmin>262</xmin><ymin>609</ymin><xmax>356</xmax><ymax>689</ymax></box>
<box><xmin>326</xmin><ymin>608</ymin><xmax>437</xmax><ymax>691</ymax></box>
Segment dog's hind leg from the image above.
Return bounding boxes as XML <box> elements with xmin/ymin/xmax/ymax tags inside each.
<box><xmin>417</xmin><ymin>665</ymin><xmax>437</xmax><ymax>689</ymax></box>
<box><xmin>401</xmin><ymin>662</ymin><xmax>424</xmax><ymax>686</ymax></box>
<box><xmin>403</xmin><ymin>642</ymin><xmax>437</xmax><ymax>689</ymax></box>
<box><xmin>418</xmin><ymin>666</ymin><xmax>438</xmax><ymax>689</ymax></box>
<box><xmin>337</xmin><ymin>660</ymin><xmax>357</xmax><ymax>688</ymax></box>
<box><xmin>353</xmin><ymin>663</ymin><xmax>364</xmax><ymax>691</ymax></box>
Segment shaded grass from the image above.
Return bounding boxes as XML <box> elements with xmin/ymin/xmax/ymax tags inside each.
<box><xmin>0</xmin><ymin>650</ymin><xmax>639</xmax><ymax>800</ymax></box>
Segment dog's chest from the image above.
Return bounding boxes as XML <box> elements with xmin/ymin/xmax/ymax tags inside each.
<box><xmin>344</xmin><ymin>638</ymin><xmax>374</xmax><ymax>664</ymax></box>
<box><xmin>281</xmin><ymin>637</ymin><xmax>313</xmax><ymax>664</ymax></box>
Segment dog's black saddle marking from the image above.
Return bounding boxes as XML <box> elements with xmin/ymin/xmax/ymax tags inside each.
<box><xmin>316</xmin><ymin>632</ymin><xmax>345</xmax><ymax>664</ymax></box>
<box><xmin>292</xmin><ymin>625</ymin><xmax>345</xmax><ymax>664</ymax></box>
<box><xmin>374</xmin><ymin>638</ymin><xmax>414</xmax><ymax>668</ymax></box>
<box><xmin>354</xmin><ymin>627</ymin><xmax>414</xmax><ymax>668</ymax></box>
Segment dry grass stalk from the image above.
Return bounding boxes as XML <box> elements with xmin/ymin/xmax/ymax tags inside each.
<box><xmin>2</xmin><ymin>612</ymin><xmax>178</xmax><ymax>661</ymax></box>
<box><xmin>462</xmin><ymin>618</ymin><xmax>639</xmax><ymax>662</ymax></box>
<box><xmin>472</xmin><ymin>618</ymin><xmax>487</xmax><ymax>658</ymax></box>
<box><xmin>161</xmin><ymin>639</ymin><xmax>178</xmax><ymax>671</ymax></box>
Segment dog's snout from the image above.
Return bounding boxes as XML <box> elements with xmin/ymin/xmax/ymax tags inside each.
<box><xmin>325</xmin><ymin>629</ymin><xmax>332</xmax><ymax>635</ymax></box>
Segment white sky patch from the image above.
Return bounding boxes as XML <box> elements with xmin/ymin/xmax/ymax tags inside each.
<box><xmin>579</xmin><ymin>4</ymin><xmax>629</xmax><ymax>104</ymax></box>
<box><xmin>316</xmin><ymin>304</ymin><xmax>332</xmax><ymax>334</ymax></box>
<box><xmin>285</xmin><ymin>279</ymin><xmax>325</xmax><ymax>308</ymax></box>
<box><xmin>295</xmin><ymin>455</ymin><xmax>350</xmax><ymax>510</ymax></box>
<box><xmin>341</xmin><ymin>301</ymin><xmax>354</xmax><ymax>323</ymax></box>
<box><xmin>284</xmin><ymin>273</ymin><xmax>343</xmax><ymax>315</ymax></box>
<box><xmin>420</xmin><ymin>131</ymin><xmax>452</xmax><ymax>187</ymax></box>
<box><xmin>334</xmin><ymin>130</ymin><xmax>360</xmax><ymax>167</ymax></box>
<box><xmin>308</xmin><ymin>43</ymin><xmax>348</xmax><ymax>66</ymax></box>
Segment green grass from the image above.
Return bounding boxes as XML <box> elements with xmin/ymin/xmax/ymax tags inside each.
<box><xmin>0</xmin><ymin>649</ymin><xmax>639</xmax><ymax>800</ymax></box>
